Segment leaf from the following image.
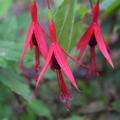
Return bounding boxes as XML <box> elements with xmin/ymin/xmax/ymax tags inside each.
<box><xmin>112</xmin><ymin>70</ymin><xmax>120</xmax><ymax>94</ymax></box>
<box><xmin>53</xmin><ymin>0</ymin><xmax>64</xmax><ymax>7</ymax></box>
<box><xmin>0</xmin><ymin>69</ymin><xmax>32</xmax><ymax>103</ymax></box>
<box><xmin>0</xmin><ymin>105</ymin><xmax>13</xmax><ymax>119</ymax></box>
<box><xmin>0</xmin><ymin>57</ymin><xmax>8</xmax><ymax>68</ymax></box>
<box><xmin>0</xmin><ymin>16</ymin><xmax>18</xmax><ymax>41</ymax></box>
<box><xmin>54</xmin><ymin>0</ymin><xmax>77</xmax><ymax>50</ymax></box>
<box><xmin>0</xmin><ymin>0</ymin><xmax>13</xmax><ymax>17</ymax></box>
<box><xmin>78</xmin><ymin>101</ymin><xmax>107</xmax><ymax>114</ymax></box>
<box><xmin>65</xmin><ymin>115</ymin><xmax>83</xmax><ymax>120</ymax></box>
<box><xmin>100</xmin><ymin>0</ymin><xmax>115</xmax><ymax>10</ymax></box>
<box><xmin>102</xmin><ymin>0</ymin><xmax>120</xmax><ymax>16</ymax></box>
<box><xmin>77</xmin><ymin>4</ymin><xmax>88</xmax><ymax>19</ymax></box>
<box><xmin>0</xmin><ymin>40</ymin><xmax>34</xmax><ymax>62</ymax></box>
<box><xmin>112</xmin><ymin>101</ymin><xmax>120</xmax><ymax>113</ymax></box>
<box><xmin>29</xmin><ymin>100</ymin><xmax>52</xmax><ymax>119</ymax></box>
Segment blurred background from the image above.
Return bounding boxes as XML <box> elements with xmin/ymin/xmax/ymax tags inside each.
<box><xmin>0</xmin><ymin>0</ymin><xmax>120</xmax><ymax>120</ymax></box>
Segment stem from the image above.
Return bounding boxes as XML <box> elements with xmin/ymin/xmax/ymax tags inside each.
<box><xmin>46</xmin><ymin>0</ymin><xmax>51</xmax><ymax>9</ymax></box>
<box><xmin>32</xmin><ymin>0</ymin><xmax>36</xmax><ymax>3</ymax></box>
<box><xmin>97</xmin><ymin>0</ymin><xmax>100</xmax><ymax>4</ymax></box>
<box><xmin>89</xmin><ymin>0</ymin><xmax>93</xmax><ymax>9</ymax></box>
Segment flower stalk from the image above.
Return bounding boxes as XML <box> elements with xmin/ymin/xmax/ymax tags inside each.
<box><xmin>46</xmin><ymin>0</ymin><xmax>51</xmax><ymax>9</ymax></box>
<box><xmin>32</xmin><ymin>0</ymin><xmax>36</xmax><ymax>3</ymax></box>
<box><xmin>89</xmin><ymin>0</ymin><xmax>93</xmax><ymax>9</ymax></box>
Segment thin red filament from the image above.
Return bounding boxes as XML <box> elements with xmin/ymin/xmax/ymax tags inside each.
<box><xmin>56</xmin><ymin>70</ymin><xmax>72</xmax><ymax>110</ymax></box>
<box><xmin>34</xmin><ymin>46</ymin><xmax>40</xmax><ymax>72</ymax></box>
<box><xmin>86</xmin><ymin>46</ymin><xmax>99</xmax><ymax>79</ymax></box>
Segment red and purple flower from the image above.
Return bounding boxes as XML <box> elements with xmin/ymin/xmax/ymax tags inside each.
<box><xmin>36</xmin><ymin>20</ymin><xmax>88</xmax><ymax>109</ymax></box>
<box><xmin>19</xmin><ymin>2</ymin><xmax>48</xmax><ymax>71</ymax></box>
<box><xmin>76</xmin><ymin>3</ymin><xmax>114</xmax><ymax>79</ymax></box>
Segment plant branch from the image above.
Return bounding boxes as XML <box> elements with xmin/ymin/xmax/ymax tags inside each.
<box><xmin>97</xmin><ymin>0</ymin><xmax>100</xmax><ymax>4</ymax></box>
<box><xmin>46</xmin><ymin>0</ymin><xmax>51</xmax><ymax>9</ymax></box>
<box><xmin>89</xmin><ymin>0</ymin><xmax>93</xmax><ymax>9</ymax></box>
<box><xmin>32</xmin><ymin>0</ymin><xmax>36</xmax><ymax>3</ymax></box>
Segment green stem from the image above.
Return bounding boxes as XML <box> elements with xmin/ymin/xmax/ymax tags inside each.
<box><xmin>32</xmin><ymin>0</ymin><xmax>36</xmax><ymax>3</ymax></box>
<box><xmin>89</xmin><ymin>0</ymin><xmax>93</xmax><ymax>9</ymax></box>
<box><xmin>48</xmin><ymin>9</ymin><xmax>53</xmax><ymax>20</ymax></box>
<box><xmin>46</xmin><ymin>0</ymin><xmax>52</xmax><ymax>20</ymax></box>
<box><xmin>46</xmin><ymin>0</ymin><xmax>51</xmax><ymax>9</ymax></box>
<box><xmin>97</xmin><ymin>0</ymin><xmax>100</xmax><ymax>4</ymax></box>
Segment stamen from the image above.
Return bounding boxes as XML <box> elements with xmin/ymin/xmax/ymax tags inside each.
<box><xmin>89</xmin><ymin>34</ymin><xmax>97</xmax><ymax>47</ymax></box>
<box><xmin>86</xmin><ymin>46</ymin><xmax>99</xmax><ymax>79</ymax></box>
<box><xmin>34</xmin><ymin>46</ymin><xmax>40</xmax><ymax>72</ymax></box>
<box><xmin>56</xmin><ymin>70</ymin><xmax>72</xmax><ymax>110</ymax></box>
<box><xmin>52</xmin><ymin>55</ymin><xmax>61</xmax><ymax>70</ymax></box>
<box><xmin>32</xmin><ymin>33</ymin><xmax>38</xmax><ymax>46</ymax></box>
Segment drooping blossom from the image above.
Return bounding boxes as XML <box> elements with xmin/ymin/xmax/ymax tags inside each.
<box><xmin>36</xmin><ymin>20</ymin><xmax>88</xmax><ymax>110</ymax></box>
<box><xmin>19</xmin><ymin>2</ymin><xmax>48</xmax><ymax>71</ymax></box>
<box><xmin>76</xmin><ymin>3</ymin><xmax>114</xmax><ymax>79</ymax></box>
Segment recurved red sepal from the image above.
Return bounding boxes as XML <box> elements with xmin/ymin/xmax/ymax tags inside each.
<box><xmin>34</xmin><ymin>24</ymin><xmax>48</xmax><ymax>59</ymax></box>
<box><xmin>77</xmin><ymin>23</ymin><xmax>94</xmax><ymax>60</ymax></box>
<box><xmin>54</xmin><ymin>44</ymin><xmax>79</xmax><ymax>91</ymax></box>
<box><xmin>36</xmin><ymin>44</ymin><xmax>54</xmax><ymax>87</ymax></box>
<box><xmin>57</xmin><ymin>70</ymin><xmax>72</xmax><ymax>111</ymax></box>
<box><xmin>19</xmin><ymin>23</ymin><xmax>34</xmax><ymax>67</ymax></box>
<box><xmin>94</xmin><ymin>23</ymin><xmax>114</xmax><ymax>68</ymax></box>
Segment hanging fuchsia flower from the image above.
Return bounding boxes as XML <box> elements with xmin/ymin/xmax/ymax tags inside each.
<box><xmin>19</xmin><ymin>2</ymin><xmax>48</xmax><ymax>71</ymax></box>
<box><xmin>36</xmin><ymin>20</ymin><xmax>88</xmax><ymax>110</ymax></box>
<box><xmin>76</xmin><ymin>3</ymin><xmax>114</xmax><ymax>79</ymax></box>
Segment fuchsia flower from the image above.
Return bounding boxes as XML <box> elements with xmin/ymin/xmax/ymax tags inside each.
<box><xmin>19</xmin><ymin>2</ymin><xmax>48</xmax><ymax>71</ymax></box>
<box><xmin>36</xmin><ymin>20</ymin><xmax>88</xmax><ymax>110</ymax></box>
<box><xmin>76</xmin><ymin>3</ymin><xmax>114</xmax><ymax>79</ymax></box>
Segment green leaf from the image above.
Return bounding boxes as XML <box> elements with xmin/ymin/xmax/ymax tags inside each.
<box><xmin>19</xmin><ymin>107</ymin><xmax>36</xmax><ymax>120</ymax></box>
<box><xmin>29</xmin><ymin>100</ymin><xmax>52</xmax><ymax>119</ymax></box>
<box><xmin>0</xmin><ymin>69</ymin><xmax>32</xmax><ymax>103</ymax></box>
<box><xmin>77</xmin><ymin>4</ymin><xmax>88</xmax><ymax>19</ymax></box>
<box><xmin>112</xmin><ymin>70</ymin><xmax>120</xmax><ymax>94</ymax></box>
<box><xmin>0</xmin><ymin>16</ymin><xmax>18</xmax><ymax>41</ymax></box>
<box><xmin>112</xmin><ymin>101</ymin><xmax>120</xmax><ymax>113</ymax></box>
<box><xmin>0</xmin><ymin>105</ymin><xmax>13</xmax><ymax>119</ymax></box>
<box><xmin>102</xmin><ymin>0</ymin><xmax>120</xmax><ymax>16</ymax></box>
<box><xmin>77</xmin><ymin>81</ymin><xmax>90</xmax><ymax>96</ymax></box>
<box><xmin>0</xmin><ymin>0</ymin><xmax>13</xmax><ymax>17</ymax></box>
<box><xmin>65</xmin><ymin>115</ymin><xmax>83</xmax><ymax>120</ymax></box>
<box><xmin>54</xmin><ymin>0</ymin><xmax>64</xmax><ymax>7</ymax></box>
<box><xmin>54</xmin><ymin>0</ymin><xmax>77</xmax><ymax>50</ymax></box>
<box><xmin>0</xmin><ymin>58</ymin><xmax>8</xmax><ymax>68</ymax></box>
<box><xmin>100</xmin><ymin>0</ymin><xmax>115</xmax><ymax>10</ymax></box>
<box><xmin>0</xmin><ymin>40</ymin><xmax>33</xmax><ymax>62</ymax></box>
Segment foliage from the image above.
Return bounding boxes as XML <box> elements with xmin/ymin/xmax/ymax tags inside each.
<box><xmin>0</xmin><ymin>0</ymin><xmax>120</xmax><ymax>119</ymax></box>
